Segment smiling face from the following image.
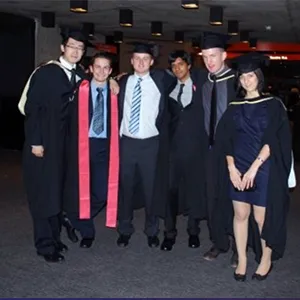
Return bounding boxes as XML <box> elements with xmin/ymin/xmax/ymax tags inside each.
<box><xmin>131</xmin><ymin>53</ymin><xmax>154</xmax><ymax>76</ymax></box>
<box><xmin>89</xmin><ymin>57</ymin><xmax>112</xmax><ymax>84</ymax></box>
<box><xmin>60</xmin><ymin>37</ymin><xmax>85</xmax><ymax>64</ymax></box>
<box><xmin>201</xmin><ymin>48</ymin><xmax>226</xmax><ymax>74</ymax></box>
<box><xmin>171</xmin><ymin>57</ymin><xmax>191</xmax><ymax>82</ymax></box>
<box><xmin>239</xmin><ymin>71</ymin><xmax>259</xmax><ymax>94</ymax></box>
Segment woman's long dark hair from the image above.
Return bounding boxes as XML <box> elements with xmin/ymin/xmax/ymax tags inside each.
<box><xmin>236</xmin><ymin>68</ymin><xmax>265</xmax><ymax>98</ymax></box>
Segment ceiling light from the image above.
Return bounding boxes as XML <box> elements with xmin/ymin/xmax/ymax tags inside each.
<box><xmin>175</xmin><ymin>31</ymin><xmax>184</xmax><ymax>43</ymax></box>
<box><xmin>228</xmin><ymin>20</ymin><xmax>239</xmax><ymax>36</ymax></box>
<box><xmin>151</xmin><ymin>21</ymin><xmax>163</xmax><ymax>36</ymax></box>
<box><xmin>181</xmin><ymin>0</ymin><xmax>199</xmax><ymax>9</ymax></box>
<box><xmin>119</xmin><ymin>9</ymin><xmax>133</xmax><ymax>27</ymax></box>
<box><xmin>209</xmin><ymin>6</ymin><xmax>223</xmax><ymax>26</ymax></box>
<box><xmin>240</xmin><ymin>30</ymin><xmax>250</xmax><ymax>43</ymax></box>
<box><xmin>41</xmin><ymin>12</ymin><xmax>55</xmax><ymax>28</ymax></box>
<box><xmin>249</xmin><ymin>38</ymin><xmax>257</xmax><ymax>49</ymax></box>
<box><xmin>70</xmin><ymin>0</ymin><xmax>88</xmax><ymax>13</ymax></box>
<box><xmin>114</xmin><ymin>31</ymin><xmax>123</xmax><ymax>43</ymax></box>
<box><xmin>82</xmin><ymin>22</ymin><xmax>94</xmax><ymax>36</ymax></box>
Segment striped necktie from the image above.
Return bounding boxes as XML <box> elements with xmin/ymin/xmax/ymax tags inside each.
<box><xmin>92</xmin><ymin>87</ymin><xmax>104</xmax><ymax>135</ymax></box>
<box><xmin>129</xmin><ymin>77</ymin><xmax>143</xmax><ymax>134</ymax></box>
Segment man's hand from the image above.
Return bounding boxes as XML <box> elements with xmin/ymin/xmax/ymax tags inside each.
<box><xmin>32</xmin><ymin>145</ymin><xmax>44</xmax><ymax>158</ymax></box>
<box><xmin>109</xmin><ymin>78</ymin><xmax>120</xmax><ymax>95</ymax></box>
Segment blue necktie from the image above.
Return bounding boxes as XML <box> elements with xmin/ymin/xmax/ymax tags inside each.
<box><xmin>129</xmin><ymin>77</ymin><xmax>143</xmax><ymax>134</ymax></box>
<box><xmin>92</xmin><ymin>87</ymin><xmax>104</xmax><ymax>135</ymax></box>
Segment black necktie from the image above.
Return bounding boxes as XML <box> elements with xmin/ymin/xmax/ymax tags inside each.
<box><xmin>209</xmin><ymin>75</ymin><xmax>217</xmax><ymax>146</ymax></box>
<box><xmin>70</xmin><ymin>69</ymin><xmax>76</xmax><ymax>87</ymax></box>
<box><xmin>92</xmin><ymin>87</ymin><xmax>104</xmax><ymax>135</ymax></box>
<box><xmin>177</xmin><ymin>83</ymin><xmax>185</xmax><ymax>108</ymax></box>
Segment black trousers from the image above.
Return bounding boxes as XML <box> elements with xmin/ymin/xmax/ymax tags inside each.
<box><xmin>205</xmin><ymin>148</ymin><xmax>236</xmax><ymax>252</ymax></box>
<box><xmin>164</xmin><ymin>154</ymin><xmax>200</xmax><ymax>239</ymax></box>
<box><xmin>70</xmin><ymin>138</ymin><xmax>109</xmax><ymax>239</ymax></box>
<box><xmin>118</xmin><ymin>136</ymin><xmax>159</xmax><ymax>237</ymax></box>
<box><xmin>33</xmin><ymin>213</ymin><xmax>61</xmax><ymax>254</ymax></box>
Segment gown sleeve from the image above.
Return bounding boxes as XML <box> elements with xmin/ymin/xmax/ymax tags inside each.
<box><xmin>24</xmin><ymin>66</ymin><xmax>51</xmax><ymax>146</ymax></box>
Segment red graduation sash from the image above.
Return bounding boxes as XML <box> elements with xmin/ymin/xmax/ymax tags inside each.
<box><xmin>78</xmin><ymin>79</ymin><xmax>119</xmax><ymax>228</ymax></box>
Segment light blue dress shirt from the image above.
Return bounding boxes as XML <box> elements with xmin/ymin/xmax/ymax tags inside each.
<box><xmin>89</xmin><ymin>80</ymin><xmax>108</xmax><ymax>138</ymax></box>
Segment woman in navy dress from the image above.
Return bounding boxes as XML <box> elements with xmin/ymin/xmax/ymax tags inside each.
<box><xmin>217</xmin><ymin>53</ymin><xmax>292</xmax><ymax>282</ymax></box>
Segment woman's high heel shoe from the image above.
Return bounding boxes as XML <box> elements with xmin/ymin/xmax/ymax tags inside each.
<box><xmin>252</xmin><ymin>263</ymin><xmax>273</xmax><ymax>281</ymax></box>
<box><xmin>234</xmin><ymin>272</ymin><xmax>246</xmax><ymax>282</ymax></box>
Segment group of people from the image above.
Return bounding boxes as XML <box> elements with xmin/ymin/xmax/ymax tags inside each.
<box><xmin>20</xmin><ymin>29</ymin><xmax>292</xmax><ymax>282</ymax></box>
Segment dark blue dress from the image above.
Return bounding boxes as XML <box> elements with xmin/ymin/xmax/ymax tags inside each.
<box><xmin>229</xmin><ymin>97</ymin><xmax>271</xmax><ymax>207</ymax></box>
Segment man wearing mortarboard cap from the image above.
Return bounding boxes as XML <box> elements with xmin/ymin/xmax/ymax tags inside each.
<box><xmin>195</xmin><ymin>31</ymin><xmax>239</xmax><ymax>265</ymax></box>
<box><xmin>21</xmin><ymin>29</ymin><xmax>88</xmax><ymax>263</ymax></box>
<box><xmin>116</xmin><ymin>43</ymin><xmax>176</xmax><ymax>248</ymax></box>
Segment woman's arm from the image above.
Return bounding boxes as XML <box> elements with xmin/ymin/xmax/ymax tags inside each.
<box><xmin>241</xmin><ymin>144</ymin><xmax>270</xmax><ymax>190</ymax></box>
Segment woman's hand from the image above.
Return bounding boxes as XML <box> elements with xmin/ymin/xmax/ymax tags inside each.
<box><xmin>228</xmin><ymin>165</ymin><xmax>242</xmax><ymax>190</ymax></box>
<box><xmin>240</xmin><ymin>166</ymin><xmax>258</xmax><ymax>191</ymax></box>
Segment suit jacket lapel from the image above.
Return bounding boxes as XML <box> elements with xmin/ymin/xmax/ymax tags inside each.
<box><xmin>118</xmin><ymin>75</ymin><xmax>130</xmax><ymax>124</ymax></box>
<box><xmin>89</xmin><ymin>84</ymin><xmax>93</xmax><ymax>126</ymax></box>
<box><xmin>150</xmin><ymin>70</ymin><xmax>164</xmax><ymax>120</ymax></box>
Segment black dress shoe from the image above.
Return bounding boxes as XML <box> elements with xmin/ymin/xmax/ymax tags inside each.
<box><xmin>188</xmin><ymin>235</ymin><xmax>200</xmax><ymax>248</ymax></box>
<box><xmin>252</xmin><ymin>263</ymin><xmax>273</xmax><ymax>281</ymax></box>
<box><xmin>234</xmin><ymin>272</ymin><xmax>246</xmax><ymax>282</ymax></box>
<box><xmin>203</xmin><ymin>246</ymin><xmax>221</xmax><ymax>261</ymax></box>
<box><xmin>117</xmin><ymin>235</ymin><xmax>130</xmax><ymax>247</ymax></box>
<box><xmin>62</xmin><ymin>218</ymin><xmax>79</xmax><ymax>243</ymax></box>
<box><xmin>80</xmin><ymin>238</ymin><xmax>94</xmax><ymax>248</ymax></box>
<box><xmin>147</xmin><ymin>236</ymin><xmax>160</xmax><ymax>248</ymax></box>
<box><xmin>37</xmin><ymin>251</ymin><xmax>65</xmax><ymax>263</ymax></box>
<box><xmin>56</xmin><ymin>242</ymin><xmax>68</xmax><ymax>253</ymax></box>
<box><xmin>230</xmin><ymin>252</ymin><xmax>239</xmax><ymax>268</ymax></box>
<box><xmin>160</xmin><ymin>238</ymin><xmax>175</xmax><ymax>251</ymax></box>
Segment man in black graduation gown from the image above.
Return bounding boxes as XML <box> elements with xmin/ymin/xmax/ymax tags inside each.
<box><xmin>117</xmin><ymin>44</ymin><xmax>175</xmax><ymax>247</ymax></box>
<box><xmin>198</xmin><ymin>32</ymin><xmax>238</xmax><ymax>266</ymax></box>
<box><xmin>64</xmin><ymin>52</ymin><xmax>116</xmax><ymax>248</ymax></box>
<box><xmin>160</xmin><ymin>50</ymin><xmax>207</xmax><ymax>251</ymax></box>
<box><xmin>23</xmin><ymin>30</ymin><xmax>87</xmax><ymax>262</ymax></box>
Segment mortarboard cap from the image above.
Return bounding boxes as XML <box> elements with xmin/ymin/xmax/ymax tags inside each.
<box><xmin>132</xmin><ymin>43</ymin><xmax>153</xmax><ymax>56</ymax></box>
<box><xmin>61</xmin><ymin>28</ymin><xmax>87</xmax><ymax>44</ymax></box>
<box><xmin>201</xmin><ymin>32</ymin><xmax>230</xmax><ymax>50</ymax></box>
<box><xmin>233</xmin><ymin>52</ymin><xmax>270</xmax><ymax>74</ymax></box>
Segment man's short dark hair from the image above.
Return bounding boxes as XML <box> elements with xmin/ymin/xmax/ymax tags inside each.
<box><xmin>168</xmin><ymin>50</ymin><xmax>192</xmax><ymax>66</ymax></box>
<box><xmin>90</xmin><ymin>52</ymin><xmax>113</xmax><ymax>67</ymax></box>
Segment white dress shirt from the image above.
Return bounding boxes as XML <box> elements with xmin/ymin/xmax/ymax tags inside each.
<box><xmin>169</xmin><ymin>77</ymin><xmax>193</xmax><ymax>107</ymax></box>
<box><xmin>120</xmin><ymin>72</ymin><xmax>161</xmax><ymax>139</ymax></box>
<box><xmin>59</xmin><ymin>56</ymin><xmax>80</xmax><ymax>82</ymax></box>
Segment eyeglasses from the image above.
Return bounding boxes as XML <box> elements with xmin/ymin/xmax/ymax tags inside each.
<box><xmin>65</xmin><ymin>44</ymin><xmax>85</xmax><ymax>52</ymax></box>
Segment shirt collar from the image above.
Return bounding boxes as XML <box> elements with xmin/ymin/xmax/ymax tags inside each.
<box><xmin>59</xmin><ymin>56</ymin><xmax>76</xmax><ymax>70</ymax></box>
<box><xmin>134</xmin><ymin>72</ymin><xmax>150</xmax><ymax>80</ymax></box>
<box><xmin>91</xmin><ymin>79</ymin><xmax>108</xmax><ymax>91</ymax></box>
<box><xmin>177</xmin><ymin>76</ymin><xmax>192</xmax><ymax>86</ymax></box>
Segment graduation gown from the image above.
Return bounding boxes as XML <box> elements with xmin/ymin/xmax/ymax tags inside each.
<box><xmin>196</xmin><ymin>68</ymin><xmax>237</xmax><ymax>219</ymax></box>
<box><xmin>211</xmin><ymin>96</ymin><xmax>292</xmax><ymax>262</ymax></box>
<box><xmin>63</xmin><ymin>80</ymin><xmax>120</xmax><ymax>228</ymax></box>
<box><xmin>168</xmin><ymin>69</ymin><xmax>208</xmax><ymax>219</ymax></box>
<box><xmin>23</xmin><ymin>63</ymin><xmax>84</xmax><ymax>218</ymax></box>
<box><xmin>118</xmin><ymin>69</ymin><xmax>176</xmax><ymax>216</ymax></box>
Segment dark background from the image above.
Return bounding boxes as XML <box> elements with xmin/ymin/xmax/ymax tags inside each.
<box><xmin>0</xmin><ymin>12</ymin><xmax>35</xmax><ymax>150</ymax></box>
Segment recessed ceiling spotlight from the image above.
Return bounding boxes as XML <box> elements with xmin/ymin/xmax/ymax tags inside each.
<box><xmin>265</xmin><ymin>25</ymin><xmax>272</xmax><ymax>31</ymax></box>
